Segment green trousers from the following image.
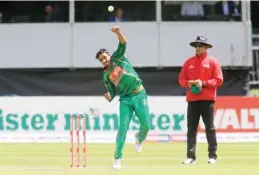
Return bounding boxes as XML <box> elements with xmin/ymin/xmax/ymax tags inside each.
<box><xmin>114</xmin><ymin>90</ymin><xmax>151</xmax><ymax>159</ymax></box>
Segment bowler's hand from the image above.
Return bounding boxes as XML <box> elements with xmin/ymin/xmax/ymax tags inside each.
<box><xmin>188</xmin><ymin>80</ymin><xmax>194</xmax><ymax>88</ymax></box>
<box><xmin>110</xmin><ymin>26</ymin><xmax>120</xmax><ymax>34</ymax></box>
<box><xmin>104</xmin><ymin>93</ymin><xmax>111</xmax><ymax>101</ymax></box>
<box><xmin>194</xmin><ymin>79</ymin><xmax>203</xmax><ymax>88</ymax></box>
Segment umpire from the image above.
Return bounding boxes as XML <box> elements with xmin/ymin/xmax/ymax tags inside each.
<box><xmin>178</xmin><ymin>36</ymin><xmax>223</xmax><ymax>164</ymax></box>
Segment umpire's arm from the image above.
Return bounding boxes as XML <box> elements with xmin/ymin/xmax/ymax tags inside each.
<box><xmin>203</xmin><ymin>59</ymin><xmax>223</xmax><ymax>88</ymax></box>
<box><xmin>178</xmin><ymin>61</ymin><xmax>189</xmax><ymax>88</ymax></box>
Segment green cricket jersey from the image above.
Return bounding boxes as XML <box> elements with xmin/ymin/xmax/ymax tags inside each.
<box><xmin>103</xmin><ymin>42</ymin><xmax>143</xmax><ymax>102</ymax></box>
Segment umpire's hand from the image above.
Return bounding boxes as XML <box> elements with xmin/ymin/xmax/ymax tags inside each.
<box><xmin>188</xmin><ymin>80</ymin><xmax>195</xmax><ymax>88</ymax></box>
<box><xmin>193</xmin><ymin>79</ymin><xmax>203</xmax><ymax>88</ymax></box>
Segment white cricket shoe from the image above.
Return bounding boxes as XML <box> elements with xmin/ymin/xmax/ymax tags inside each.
<box><xmin>112</xmin><ymin>159</ymin><xmax>121</xmax><ymax>170</ymax></box>
<box><xmin>182</xmin><ymin>158</ymin><xmax>196</xmax><ymax>164</ymax></box>
<box><xmin>208</xmin><ymin>158</ymin><xmax>217</xmax><ymax>164</ymax></box>
<box><xmin>134</xmin><ymin>133</ymin><xmax>142</xmax><ymax>153</ymax></box>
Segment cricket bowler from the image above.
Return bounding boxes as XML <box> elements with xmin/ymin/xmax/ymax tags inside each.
<box><xmin>95</xmin><ymin>26</ymin><xmax>151</xmax><ymax>169</ymax></box>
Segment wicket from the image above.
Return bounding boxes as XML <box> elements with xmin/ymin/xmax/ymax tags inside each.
<box><xmin>70</xmin><ymin>115</ymin><xmax>86</xmax><ymax>168</ymax></box>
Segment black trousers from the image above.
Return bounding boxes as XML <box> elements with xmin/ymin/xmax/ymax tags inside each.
<box><xmin>186</xmin><ymin>100</ymin><xmax>217</xmax><ymax>160</ymax></box>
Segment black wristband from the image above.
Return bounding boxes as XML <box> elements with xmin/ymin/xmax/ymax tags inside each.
<box><xmin>202</xmin><ymin>82</ymin><xmax>205</xmax><ymax>87</ymax></box>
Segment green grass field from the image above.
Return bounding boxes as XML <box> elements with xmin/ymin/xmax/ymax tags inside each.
<box><xmin>0</xmin><ymin>142</ymin><xmax>258</xmax><ymax>175</ymax></box>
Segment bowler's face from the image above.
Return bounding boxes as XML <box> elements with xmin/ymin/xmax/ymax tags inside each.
<box><xmin>195</xmin><ymin>44</ymin><xmax>207</xmax><ymax>55</ymax></box>
<box><xmin>98</xmin><ymin>53</ymin><xmax>111</xmax><ymax>67</ymax></box>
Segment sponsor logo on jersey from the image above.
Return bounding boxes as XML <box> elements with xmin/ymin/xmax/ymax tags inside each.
<box><xmin>109</xmin><ymin>66</ymin><xmax>125</xmax><ymax>86</ymax></box>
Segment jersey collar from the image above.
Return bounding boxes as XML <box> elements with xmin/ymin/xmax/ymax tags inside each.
<box><xmin>195</xmin><ymin>52</ymin><xmax>207</xmax><ymax>59</ymax></box>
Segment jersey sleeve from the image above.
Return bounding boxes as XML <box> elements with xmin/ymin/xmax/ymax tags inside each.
<box><xmin>111</xmin><ymin>42</ymin><xmax>126</xmax><ymax>59</ymax></box>
<box><xmin>178</xmin><ymin>59</ymin><xmax>189</xmax><ymax>88</ymax></box>
<box><xmin>203</xmin><ymin>59</ymin><xmax>223</xmax><ymax>88</ymax></box>
<box><xmin>103</xmin><ymin>73</ymin><xmax>116</xmax><ymax>102</ymax></box>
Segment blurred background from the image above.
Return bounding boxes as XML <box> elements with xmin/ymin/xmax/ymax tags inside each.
<box><xmin>0</xmin><ymin>0</ymin><xmax>257</xmax><ymax>97</ymax></box>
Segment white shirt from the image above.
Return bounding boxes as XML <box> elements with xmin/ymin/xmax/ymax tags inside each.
<box><xmin>222</xmin><ymin>2</ymin><xmax>229</xmax><ymax>15</ymax></box>
<box><xmin>222</xmin><ymin>1</ymin><xmax>239</xmax><ymax>16</ymax></box>
<box><xmin>181</xmin><ymin>2</ymin><xmax>204</xmax><ymax>16</ymax></box>
<box><xmin>115</xmin><ymin>17</ymin><xmax>122</xmax><ymax>22</ymax></box>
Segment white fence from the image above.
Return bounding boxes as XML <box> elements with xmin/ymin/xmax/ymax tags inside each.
<box><xmin>0</xmin><ymin>22</ymin><xmax>252</xmax><ymax>68</ymax></box>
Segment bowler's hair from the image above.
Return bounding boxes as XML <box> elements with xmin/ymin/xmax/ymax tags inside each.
<box><xmin>95</xmin><ymin>48</ymin><xmax>109</xmax><ymax>59</ymax></box>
